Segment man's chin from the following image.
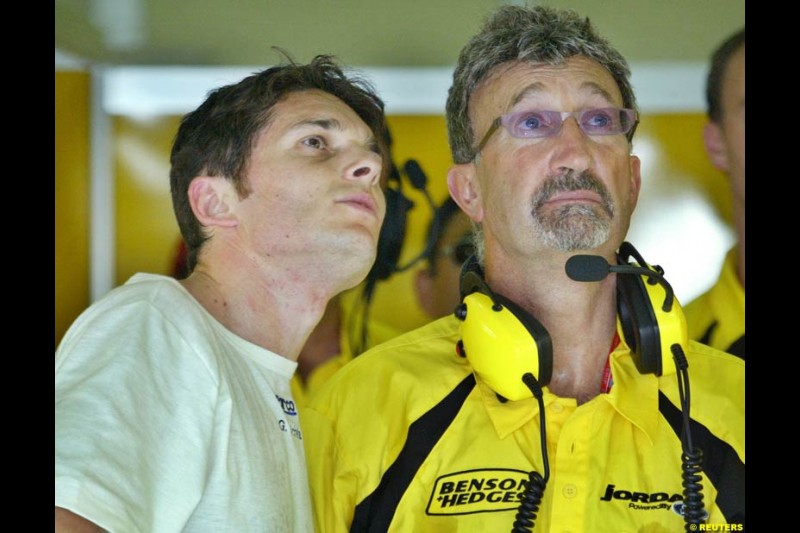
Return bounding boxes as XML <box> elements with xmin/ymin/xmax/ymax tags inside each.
<box><xmin>537</xmin><ymin>219</ymin><xmax>611</xmax><ymax>252</ymax></box>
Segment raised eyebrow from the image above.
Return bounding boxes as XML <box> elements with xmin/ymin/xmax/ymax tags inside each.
<box><xmin>508</xmin><ymin>83</ymin><xmax>546</xmax><ymax>110</ymax></box>
<box><xmin>288</xmin><ymin>118</ymin><xmax>344</xmax><ymax>132</ymax></box>
<box><xmin>579</xmin><ymin>82</ymin><xmax>618</xmax><ymax>107</ymax></box>
<box><xmin>508</xmin><ymin>81</ymin><xmax>620</xmax><ymax>111</ymax></box>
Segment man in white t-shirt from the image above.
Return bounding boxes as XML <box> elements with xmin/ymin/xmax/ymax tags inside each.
<box><xmin>55</xmin><ymin>54</ymin><xmax>389</xmax><ymax>532</ymax></box>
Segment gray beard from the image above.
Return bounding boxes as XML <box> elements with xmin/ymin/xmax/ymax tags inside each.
<box><xmin>535</xmin><ymin>203</ymin><xmax>611</xmax><ymax>251</ymax></box>
<box><xmin>531</xmin><ymin>171</ymin><xmax>615</xmax><ymax>252</ymax></box>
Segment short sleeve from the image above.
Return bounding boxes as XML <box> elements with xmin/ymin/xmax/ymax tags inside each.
<box><xmin>55</xmin><ymin>299</ymin><xmax>218</xmax><ymax>532</ymax></box>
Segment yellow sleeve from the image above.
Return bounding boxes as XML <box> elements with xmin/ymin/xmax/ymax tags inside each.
<box><xmin>301</xmin><ymin>404</ymin><xmax>355</xmax><ymax>533</ymax></box>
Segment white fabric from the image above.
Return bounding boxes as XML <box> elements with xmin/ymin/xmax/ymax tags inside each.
<box><xmin>55</xmin><ymin>273</ymin><xmax>314</xmax><ymax>532</ymax></box>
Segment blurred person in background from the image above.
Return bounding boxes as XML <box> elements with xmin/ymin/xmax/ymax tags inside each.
<box><xmin>684</xmin><ymin>28</ymin><xmax>745</xmax><ymax>359</ymax></box>
<box><xmin>414</xmin><ymin>196</ymin><xmax>474</xmax><ymax>319</ymax></box>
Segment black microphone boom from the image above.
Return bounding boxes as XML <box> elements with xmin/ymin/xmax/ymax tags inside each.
<box><xmin>565</xmin><ymin>253</ymin><xmax>675</xmax><ymax>312</ymax></box>
<box><xmin>404</xmin><ymin>159</ymin><xmax>427</xmax><ymax>190</ymax></box>
<box><xmin>564</xmin><ymin>255</ymin><xmax>610</xmax><ymax>282</ymax></box>
<box><xmin>404</xmin><ymin>159</ymin><xmax>437</xmax><ymax>212</ymax></box>
<box><xmin>391</xmin><ymin>160</ymin><xmax>438</xmax><ymax>273</ymax></box>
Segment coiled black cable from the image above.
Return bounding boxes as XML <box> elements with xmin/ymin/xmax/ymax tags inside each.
<box><xmin>511</xmin><ymin>372</ymin><xmax>550</xmax><ymax>533</ymax></box>
<box><xmin>512</xmin><ymin>471</ymin><xmax>546</xmax><ymax>532</ymax></box>
<box><xmin>508</xmin><ymin>343</ymin><xmax>705</xmax><ymax>532</ymax></box>
<box><xmin>681</xmin><ymin>448</ymin><xmax>705</xmax><ymax>526</ymax></box>
<box><xmin>671</xmin><ymin>343</ymin><xmax>707</xmax><ymax>530</ymax></box>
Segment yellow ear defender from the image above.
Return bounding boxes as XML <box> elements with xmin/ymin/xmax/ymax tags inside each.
<box><xmin>455</xmin><ymin>256</ymin><xmax>552</xmax><ymax>401</ymax></box>
<box><xmin>614</xmin><ymin>242</ymin><xmax>687</xmax><ymax>377</ymax></box>
<box><xmin>455</xmin><ymin>242</ymin><xmax>689</xmax><ymax>402</ymax></box>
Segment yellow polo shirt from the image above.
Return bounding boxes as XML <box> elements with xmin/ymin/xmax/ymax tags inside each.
<box><xmin>302</xmin><ymin>315</ymin><xmax>745</xmax><ymax>532</ymax></box>
<box><xmin>684</xmin><ymin>247</ymin><xmax>745</xmax><ymax>358</ymax></box>
<box><xmin>291</xmin><ymin>316</ymin><xmax>401</xmax><ymax>408</ymax></box>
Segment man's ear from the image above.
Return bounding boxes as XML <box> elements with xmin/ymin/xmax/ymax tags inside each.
<box><xmin>703</xmin><ymin>121</ymin><xmax>730</xmax><ymax>173</ymax></box>
<box><xmin>187</xmin><ymin>176</ymin><xmax>240</xmax><ymax>228</ymax></box>
<box><xmin>447</xmin><ymin>163</ymin><xmax>483</xmax><ymax>223</ymax></box>
<box><xmin>628</xmin><ymin>154</ymin><xmax>642</xmax><ymax>210</ymax></box>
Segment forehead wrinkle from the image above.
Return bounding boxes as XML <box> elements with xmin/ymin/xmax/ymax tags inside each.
<box><xmin>509</xmin><ymin>83</ymin><xmax>546</xmax><ymax>110</ymax></box>
<box><xmin>288</xmin><ymin>117</ymin><xmax>344</xmax><ymax>132</ymax></box>
<box><xmin>580</xmin><ymin>81</ymin><xmax>617</xmax><ymax>106</ymax></box>
<box><xmin>507</xmin><ymin>81</ymin><xmax>619</xmax><ymax>112</ymax></box>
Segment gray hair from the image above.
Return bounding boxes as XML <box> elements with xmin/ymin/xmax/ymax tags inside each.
<box><xmin>446</xmin><ymin>5</ymin><xmax>638</xmax><ymax>164</ymax></box>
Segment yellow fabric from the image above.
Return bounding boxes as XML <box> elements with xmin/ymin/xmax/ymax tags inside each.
<box><xmin>291</xmin><ymin>313</ymin><xmax>402</xmax><ymax>407</ymax></box>
<box><xmin>302</xmin><ymin>315</ymin><xmax>745</xmax><ymax>532</ymax></box>
<box><xmin>684</xmin><ymin>247</ymin><xmax>745</xmax><ymax>357</ymax></box>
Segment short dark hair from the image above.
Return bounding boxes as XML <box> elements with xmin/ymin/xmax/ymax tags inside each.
<box><xmin>706</xmin><ymin>28</ymin><xmax>745</xmax><ymax>123</ymax></box>
<box><xmin>446</xmin><ymin>5</ymin><xmax>636</xmax><ymax>164</ymax></box>
<box><xmin>170</xmin><ymin>54</ymin><xmax>388</xmax><ymax>271</ymax></box>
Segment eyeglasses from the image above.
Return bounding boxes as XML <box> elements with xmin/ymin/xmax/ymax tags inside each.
<box><xmin>475</xmin><ymin>108</ymin><xmax>638</xmax><ymax>156</ymax></box>
<box><xmin>440</xmin><ymin>235</ymin><xmax>475</xmax><ymax>266</ymax></box>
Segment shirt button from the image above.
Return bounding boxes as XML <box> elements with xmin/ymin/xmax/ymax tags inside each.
<box><xmin>551</xmin><ymin>402</ymin><xmax>563</xmax><ymax>413</ymax></box>
<box><xmin>562</xmin><ymin>484</ymin><xmax>578</xmax><ymax>498</ymax></box>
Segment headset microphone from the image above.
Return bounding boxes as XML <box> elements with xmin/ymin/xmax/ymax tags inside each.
<box><xmin>404</xmin><ymin>160</ymin><xmax>433</xmax><ymax>199</ymax></box>
<box><xmin>565</xmin><ymin>254</ymin><xmax>675</xmax><ymax>312</ymax></box>
<box><xmin>390</xmin><ymin>160</ymin><xmax>438</xmax><ymax>273</ymax></box>
<box><xmin>565</xmin><ymin>245</ymin><xmax>706</xmax><ymax>527</ymax></box>
<box><xmin>457</xmin><ymin>242</ymin><xmax>706</xmax><ymax>530</ymax></box>
<box><xmin>563</xmin><ymin>254</ymin><xmax>610</xmax><ymax>282</ymax></box>
<box><xmin>565</xmin><ymin>243</ymin><xmax>686</xmax><ymax>377</ymax></box>
<box><xmin>355</xmin><ymin>157</ymin><xmax>438</xmax><ymax>355</ymax></box>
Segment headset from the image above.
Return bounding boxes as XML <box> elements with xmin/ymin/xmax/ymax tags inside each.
<box><xmin>353</xmin><ymin>157</ymin><xmax>436</xmax><ymax>355</ymax></box>
<box><xmin>455</xmin><ymin>241</ymin><xmax>687</xmax><ymax>399</ymax></box>
<box><xmin>454</xmin><ymin>242</ymin><xmax>705</xmax><ymax>531</ymax></box>
<box><xmin>455</xmin><ymin>258</ymin><xmax>553</xmax><ymax>401</ymax></box>
<box><xmin>367</xmin><ymin>159</ymin><xmax>413</xmax><ymax>285</ymax></box>
<box><xmin>366</xmin><ymin>125</ymin><xmax>435</xmax><ymax>287</ymax></box>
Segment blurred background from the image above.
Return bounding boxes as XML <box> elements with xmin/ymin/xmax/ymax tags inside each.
<box><xmin>55</xmin><ymin>0</ymin><xmax>745</xmax><ymax>347</ymax></box>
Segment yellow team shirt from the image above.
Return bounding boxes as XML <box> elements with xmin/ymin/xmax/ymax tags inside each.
<box><xmin>302</xmin><ymin>315</ymin><xmax>745</xmax><ymax>532</ymax></box>
<box><xmin>291</xmin><ymin>314</ymin><xmax>401</xmax><ymax>407</ymax></box>
<box><xmin>684</xmin><ymin>247</ymin><xmax>745</xmax><ymax>358</ymax></box>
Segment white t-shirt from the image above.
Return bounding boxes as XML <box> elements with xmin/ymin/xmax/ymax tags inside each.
<box><xmin>55</xmin><ymin>273</ymin><xmax>314</xmax><ymax>532</ymax></box>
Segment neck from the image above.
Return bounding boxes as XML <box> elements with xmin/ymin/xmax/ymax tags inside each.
<box><xmin>485</xmin><ymin>252</ymin><xmax>619</xmax><ymax>404</ymax></box>
<box><xmin>296</xmin><ymin>299</ymin><xmax>343</xmax><ymax>383</ymax></box>
<box><xmin>181</xmin><ymin>260</ymin><xmax>336</xmax><ymax>361</ymax></box>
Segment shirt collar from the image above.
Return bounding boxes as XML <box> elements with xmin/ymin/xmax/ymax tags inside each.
<box><xmin>476</xmin><ymin>324</ymin><xmax>661</xmax><ymax>442</ymax></box>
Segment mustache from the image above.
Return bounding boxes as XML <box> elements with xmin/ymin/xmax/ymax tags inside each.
<box><xmin>532</xmin><ymin>170</ymin><xmax>614</xmax><ymax>216</ymax></box>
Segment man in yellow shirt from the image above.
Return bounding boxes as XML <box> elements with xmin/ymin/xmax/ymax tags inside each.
<box><xmin>684</xmin><ymin>28</ymin><xmax>745</xmax><ymax>359</ymax></box>
<box><xmin>302</xmin><ymin>6</ymin><xmax>744</xmax><ymax>532</ymax></box>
